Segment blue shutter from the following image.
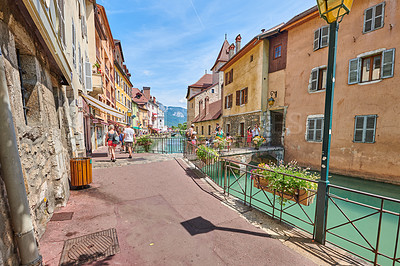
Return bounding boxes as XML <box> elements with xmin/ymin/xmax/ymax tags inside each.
<box><xmin>348</xmin><ymin>58</ymin><xmax>361</xmax><ymax>84</ymax></box>
<box><xmin>381</xmin><ymin>48</ymin><xmax>395</xmax><ymax>79</ymax></box>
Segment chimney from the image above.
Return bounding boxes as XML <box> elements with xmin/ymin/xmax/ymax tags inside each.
<box><xmin>228</xmin><ymin>43</ymin><xmax>235</xmax><ymax>59</ymax></box>
<box><xmin>235</xmin><ymin>34</ymin><xmax>241</xmax><ymax>53</ymax></box>
<box><xmin>261</xmin><ymin>29</ymin><xmax>265</xmax><ymax>33</ymax></box>
<box><xmin>143</xmin><ymin>87</ymin><xmax>151</xmax><ymax>99</ymax></box>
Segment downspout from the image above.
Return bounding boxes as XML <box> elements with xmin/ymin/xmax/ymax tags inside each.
<box><xmin>0</xmin><ymin>50</ymin><xmax>42</xmax><ymax>264</ymax></box>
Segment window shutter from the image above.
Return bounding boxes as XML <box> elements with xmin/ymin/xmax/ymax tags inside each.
<box><xmin>309</xmin><ymin>68</ymin><xmax>319</xmax><ymax>91</ymax></box>
<box><xmin>229</xmin><ymin>94</ymin><xmax>232</xmax><ymax>108</ymax></box>
<box><xmin>244</xmin><ymin>87</ymin><xmax>248</xmax><ymax>104</ymax></box>
<box><xmin>224</xmin><ymin>96</ymin><xmax>227</xmax><ymax>109</ymax></box>
<box><xmin>354</xmin><ymin>116</ymin><xmax>364</xmax><ymax>142</ymax></box>
<box><xmin>381</xmin><ymin>48</ymin><xmax>395</xmax><ymax>79</ymax></box>
<box><xmin>85</xmin><ymin>61</ymin><xmax>92</xmax><ymax>92</ymax></box>
<box><xmin>320</xmin><ymin>26</ymin><xmax>329</xmax><ymax>48</ymax></box>
<box><xmin>225</xmin><ymin>73</ymin><xmax>229</xmax><ymax>84</ymax></box>
<box><xmin>374</xmin><ymin>3</ymin><xmax>385</xmax><ymax>30</ymax></box>
<box><xmin>363</xmin><ymin>7</ymin><xmax>373</xmax><ymax>33</ymax></box>
<box><xmin>348</xmin><ymin>58</ymin><xmax>361</xmax><ymax>84</ymax></box>
<box><xmin>313</xmin><ymin>28</ymin><xmax>320</xmax><ymax>51</ymax></box>
<box><xmin>365</xmin><ymin>116</ymin><xmax>376</xmax><ymax>143</ymax></box>
<box><xmin>230</xmin><ymin>69</ymin><xmax>233</xmax><ymax>83</ymax></box>
<box><xmin>236</xmin><ymin>91</ymin><xmax>240</xmax><ymax>106</ymax></box>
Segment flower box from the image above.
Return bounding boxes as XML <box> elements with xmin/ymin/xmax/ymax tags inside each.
<box><xmin>253</xmin><ymin>176</ymin><xmax>315</xmax><ymax>206</ymax></box>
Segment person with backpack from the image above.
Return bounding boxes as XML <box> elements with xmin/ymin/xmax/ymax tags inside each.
<box><xmin>119</xmin><ymin>131</ymin><xmax>125</xmax><ymax>152</ymax></box>
<box><xmin>106</xmin><ymin>125</ymin><xmax>119</xmax><ymax>162</ymax></box>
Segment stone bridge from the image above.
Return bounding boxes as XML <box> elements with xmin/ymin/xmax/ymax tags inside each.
<box><xmin>220</xmin><ymin>147</ymin><xmax>284</xmax><ymax>166</ymax></box>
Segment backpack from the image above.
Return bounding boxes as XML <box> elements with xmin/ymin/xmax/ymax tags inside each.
<box><xmin>113</xmin><ymin>133</ymin><xmax>119</xmax><ymax>143</ymax></box>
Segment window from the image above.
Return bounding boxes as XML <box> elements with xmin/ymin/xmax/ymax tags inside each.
<box><xmin>309</xmin><ymin>67</ymin><xmax>327</xmax><ymax>92</ymax></box>
<box><xmin>250</xmin><ymin>55</ymin><xmax>253</xmax><ymax>62</ymax></box>
<box><xmin>236</xmin><ymin>88</ymin><xmax>248</xmax><ymax>106</ymax></box>
<box><xmin>196</xmin><ymin>126</ymin><xmax>198</xmax><ymax>133</ymax></box>
<box><xmin>274</xmin><ymin>45</ymin><xmax>282</xmax><ymax>59</ymax></box>
<box><xmin>72</xmin><ymin>20</ymin><xmax>76</xmax><ymax>67</ymax></box>
<box><xmin>225</xmin><ymin>69</ymin><xmax>234</xmax><ymax>85</ymax></box>
<box><xmin>226</xmin><ymin>124</ymin><xmax>231</xmax><ymax>135</ymax></box>
<box><xmin>239</xmin><ymin>123</ymin><xmax>245</xmax><ymax>137</ymax></box>
<box><xmin>348</xmin><ymin>48</ymin><xmax>395</xmax><ymax>84</ymax></box>
<box><xmin>201</xmin><ymin>126</ymin><xmax>204</xmax><ymax>135</ymax></box>
<box><xmin>361</xmin><ymin>55</ymin><xmax>381</xmax><ymax>82</ymax></box>
<box><xmin>78</xmin><ymin>45</ymin><xmax>82</xmax><ymax>80</ymax></box>
<box><xmin>307</xmin><ymin>116</ymin><xmax>323</xmax><ymax>142</ymax></box>
<box><xmin>208</xmin><ymin>125</ymin><xmax>211</xmax><ymax>135</ymax></box>
<box><xmin>56</xmin><ymin>0</ymin><xmax>65</xmax><ymax>46</ymax></box>
<box><xmin>313</xmin><ymin>26</ymin><xmax>329</xmax><ymax>51</ymax></box>
<box><xmin>354</xmin><ymin>115</ymin><xmax>377</xmax><ymax>143</ymax></box>
<box><xmin>364</xmin><ymin>2</ymin><xmax>385</xmax><ymax>33</ymax></box>
<box><xmin>198</xmin><ymin>100</ymin><xmax>203</xmax><ymax>114</ymax></box>
<box><xmin>118</xmin><ymin>91</ymin><xmax>120</xmax><ymax>101</ymax></box>
<box><xmin>224</xmin><ymin>94</ymin><xmax>233</xmax><ymax>109</ymax></box>
<box><xmin>211</xmin><ymin>89</ymin><xmax>214</xmax><ymax>93</ymax></box>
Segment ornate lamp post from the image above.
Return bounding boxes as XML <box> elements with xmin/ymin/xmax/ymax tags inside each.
<box><xmin>314</xmin><ymin>0</ymin><xmax>353</xmax><ymax>244</ymax></box>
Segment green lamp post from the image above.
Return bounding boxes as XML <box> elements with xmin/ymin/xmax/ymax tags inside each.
<box><xmin>314</xmin><ymin>0</ymin><xmax>353</xmax><ymax>244</ymax></box>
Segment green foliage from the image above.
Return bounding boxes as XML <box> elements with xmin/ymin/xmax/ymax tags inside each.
<box><xmin>251</xmin><ymin>161</ymin><xmax>318</xmax><ymax>200</ymax></box>
<box><xmin>137</xmin><ymin>135</ymin><xmax>153</xmax><ymax>146</ymax></box>
<box><xmin>196</xmin><ymin>145</ymin><xmax>219</xmax><ymax>161</ymax></box>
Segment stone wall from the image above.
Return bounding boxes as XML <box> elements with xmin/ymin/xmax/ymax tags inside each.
<box><xmin>0</xmin><ymin>1</ymin><xmax>73</xmax><ymax>262</ymax></box>
<box><xmin>223</xmin><ymin>112</ymin><xmax>262</xmax><ymax>137</ymax></box>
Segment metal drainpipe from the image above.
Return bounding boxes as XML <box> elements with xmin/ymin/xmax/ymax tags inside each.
<box><xmin>0</xmin><ymin>49</ymin><xmax>42</xmax><ymax>265</ymax></box>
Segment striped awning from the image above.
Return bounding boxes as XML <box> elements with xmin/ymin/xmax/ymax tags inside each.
<box><xmin>81</xmin><ymin>93</ymin><xmax>124</xmax><ymax>119</ymax></box>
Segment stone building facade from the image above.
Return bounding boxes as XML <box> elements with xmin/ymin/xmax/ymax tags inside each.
<box><xmin>0</xmin><ymin>0</ymin><xmax>76</xmax><ymax>263</ymax></box>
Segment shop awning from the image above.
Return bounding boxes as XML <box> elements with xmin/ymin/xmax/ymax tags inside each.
<box><xmin>81</xmin><ymin>93</ymin><xmax>124</xmax><ymax>119</ymax></box>
<box><xmin>132</xmin><ymin>126</ymin><xmax>141</xmax><ymax>130</ymax></box>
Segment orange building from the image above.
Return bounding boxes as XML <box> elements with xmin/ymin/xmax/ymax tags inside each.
<box><xmin>283</xmin><ymin>1</ymin><xmax>400</xmax><ymax>184</ymax></box>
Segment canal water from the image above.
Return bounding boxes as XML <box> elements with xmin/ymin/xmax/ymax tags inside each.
<box><xmin>202</xmin><ymin>161</ymin><xmax>400</xmax><ymax>265</ymax></box>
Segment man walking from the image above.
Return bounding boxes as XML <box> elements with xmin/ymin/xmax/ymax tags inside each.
<box><xmin>124</xmin><ymin>124</ymin><xmax>136</xmax><ymax>159</ymax></box>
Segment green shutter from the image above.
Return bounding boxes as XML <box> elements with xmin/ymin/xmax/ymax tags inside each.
<box><xmin>381</xmin><ymin>48</ymin><xmax>395</xmax><ymax>78</ymax></box>
<box><xmin>348</xmin><ymin>58</ymin><xmax>361</xmax><ymax>84</ymax></box>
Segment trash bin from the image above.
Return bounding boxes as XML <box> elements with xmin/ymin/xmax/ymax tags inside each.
<box><xmin>70</xmin><ymin>157</ymin><xmax>92</xmax><ymax>187</ymax></box>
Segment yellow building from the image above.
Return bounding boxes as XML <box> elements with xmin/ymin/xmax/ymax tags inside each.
<box><xmin>114</xmin><ymin>40</ymin><xmax>133</xmax><ymax>128</ymax></box>
<box><xmin>132</xmin><ymin>87</ymin><xmax>149</xmax><ymax>134</ymax></box>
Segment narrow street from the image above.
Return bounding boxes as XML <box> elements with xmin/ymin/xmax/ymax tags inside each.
<box><xmin>39</xmin><ymin>148</ymin><xmax>318</xmax><ymax>265</ymax></box>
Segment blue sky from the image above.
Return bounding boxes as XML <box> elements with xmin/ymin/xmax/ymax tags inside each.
<box><xmin>98</xmin><ymin>0</ymin><xmax>316</xmax><ymax>108</ymax></box>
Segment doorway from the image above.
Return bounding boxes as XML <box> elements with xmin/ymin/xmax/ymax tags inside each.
<box><xmin>270</xmin><ymin>111</ymin><xmax>284</xmax><ymax>146</ymax></box>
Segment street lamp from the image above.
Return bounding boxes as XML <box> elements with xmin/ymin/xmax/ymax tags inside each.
<box><xmin>314</xmin><ymin>0</ymin><xmax>353</xmax><ymax>245</ymax></box>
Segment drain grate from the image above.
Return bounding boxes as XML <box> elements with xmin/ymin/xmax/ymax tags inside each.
<box><xmin>51</xmin><ymin>212</ymin><xmax>74</xmax><ymax>221</ymax></box>
<box><xmin>59</xmin><ymin>228</ymin><xmax>120</xmax><ymax>265</ymax></box>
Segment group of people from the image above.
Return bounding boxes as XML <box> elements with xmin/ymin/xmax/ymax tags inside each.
<box><xmin>106</xmin><ymin>124</ymin><xmax>136</xmax><ymax>162</ymax></box>
<box><xmin>246</xmin><ymin>124</ymin><xmax>260</xmax><ymax>147</ymax></box>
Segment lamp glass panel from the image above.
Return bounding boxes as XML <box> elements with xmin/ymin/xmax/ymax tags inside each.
<box><xmin>317</xmin><ymin>0</ymin><xmax>354</xmax><ymax>23</ymax></box>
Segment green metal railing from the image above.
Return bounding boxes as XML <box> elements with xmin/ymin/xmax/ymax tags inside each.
<box><xmin>183</xmin><ymin>142</ymin><xmax>400</xmax><ymax>266</ymax></box>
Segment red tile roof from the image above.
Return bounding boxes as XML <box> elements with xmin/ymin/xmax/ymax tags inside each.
<box><xmin>211</xmin><ymin>39</ymin><xmax>230</xmax><ymax>71</ymax></box>
<box><xmin>192</xmin><ymin>100</ymin><xmax>222</xmax><ymax>123</ymax></box>
<box><xmin>189</xmin><ymin>73</ymin><xmax>212</xmax><ymax>88</ymax></box>
<box><xmin>132</xmin><ymin>87</ymin><xmax>149</xmax><ymax>104</ymax></box>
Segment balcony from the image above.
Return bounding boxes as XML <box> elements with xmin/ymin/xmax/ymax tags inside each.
<box><xmin>91</xmin><ymin>73</ymin><xmax>104</xmax><ymax>96</ymax></box>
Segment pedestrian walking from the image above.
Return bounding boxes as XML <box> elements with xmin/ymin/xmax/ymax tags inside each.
<box><xmin>106</xmin><ymin>125</ymin><xmax>119</xmax><ymax>162</ymax></box>
<box><xmin>124</xmin><ymin>125</ymin><xmax>136</xmax><ymax>158</ymax></box>
<box><xmin>247</xmin><ymin>126</ymin><xmax>252</xmax><ymax>147</ymax></box>
<box><xmin>119</xmin><ymin>131</ymin><xmax>125</xmax><ymax>152</ymax></box>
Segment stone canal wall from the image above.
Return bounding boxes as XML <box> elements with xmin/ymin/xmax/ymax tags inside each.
<box><xmin>0</xmin><ymin>1</ymin><xmax>74</xmax><ymax>262</ymax></box>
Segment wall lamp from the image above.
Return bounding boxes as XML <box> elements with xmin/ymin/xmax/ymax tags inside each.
<box><xmin>267</xmin><ymin>91</ymin><xmax>277</xmax><ymax>106</ymax></box>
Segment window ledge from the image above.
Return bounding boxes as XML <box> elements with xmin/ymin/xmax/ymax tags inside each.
<box><xmin>358</xmin><ymin>79</ymin><xmax>382</xmax><ymax>86</ymax></box>
<box><xmin>306</xmin><ymin>140</ymin><xmax>323</xmax><ymax>143</ymax></box>
<box><xmin>308</xmin><ymin>89</ymin><xmax>326</xmax><ymax>94</ymax></box>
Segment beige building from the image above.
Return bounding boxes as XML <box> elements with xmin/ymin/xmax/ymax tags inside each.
<box><xmin>283</xmin><ymin>1</ymin><xmax>400</xmax><ymax>184</ymax></box>
<box><xmin>186</xmin><ymin>73</ymin><xmax>212</xmax><ymax>128</ymax></box>
<box><xmin>0</xmin><ymin>0</ymin><xmax>91</xmax><ymax>263</ymax></box>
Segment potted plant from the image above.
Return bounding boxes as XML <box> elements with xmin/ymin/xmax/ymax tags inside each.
<box><xmin>251</xmin><ymin>161</ymin><xmax>318</xmax><ymax>206</ymax></box>
<box><xmin>196</xmin><ymin>145</ymin><xmax>219</xmax><ymax>163</ymax></box>
<box><xmin>213</xmin><ymin>136</ymin><xmax>227</xmax><ymax>151</ymax></box>
<box><xmin>253</xmin><ymin>136</ymin><xmax>266</xmax><ymax>150</ymax></box>
<box><xmin>137</xmin><ymin>135</ymin><xmax>153</xmax><ymax>152</ymax></box>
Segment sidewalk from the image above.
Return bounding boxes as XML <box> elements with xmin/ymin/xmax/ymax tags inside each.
<box><xmin>39</xmin><ymin>149</ymin><xmax>346</xmax><ymax>265</ymax></box>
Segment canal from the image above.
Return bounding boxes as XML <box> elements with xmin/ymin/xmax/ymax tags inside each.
<box><xmin>201</xmin><ymin>161</ymin><xmax>400</xmax><ymax>265</ymax></box>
